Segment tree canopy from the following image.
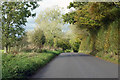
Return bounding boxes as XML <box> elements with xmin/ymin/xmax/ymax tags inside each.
<box><xmin>1</xmin><ymin>1</ymin><xmax>39</xmax><ymax>53</ymax></box>
<box><xmin>35</xmin><ymin>8</ymin><xmax>63</xmax><ymax>47</ymax></box>
<box><xmin>62</xmin><ymin>2</ymin><xmax>120</xmax><ymax>53</ymax></box>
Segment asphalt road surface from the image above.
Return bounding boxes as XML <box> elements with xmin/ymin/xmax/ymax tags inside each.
<box><xmin>31</xmin><ymin>53</ymin><xmax>118</xmax><ymax>78</ymax></box>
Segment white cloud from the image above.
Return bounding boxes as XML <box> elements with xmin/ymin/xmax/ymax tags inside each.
<box><xmin>37</xmin><ymin>0</ymin><xmax>73</xmax><ymax>13</ymax></box>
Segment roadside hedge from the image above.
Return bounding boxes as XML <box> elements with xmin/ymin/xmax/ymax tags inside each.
<box><xmin>2</xmin><ymin>50</ymin><xmax>61</xmax><ymax>78</ymax></box>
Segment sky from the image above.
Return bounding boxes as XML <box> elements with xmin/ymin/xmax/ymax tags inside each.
<box><xmin>25</xmin><ymin>0</ymin><xmax>74</xmax><ymax>31</ymax></box>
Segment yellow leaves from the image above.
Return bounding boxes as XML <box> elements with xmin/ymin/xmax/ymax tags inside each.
<box><xmin>79</xmin><ymin>17</ymin><xmax>85</xmax><ymax>22</ymax></box>
<box><xmin>90</xmin><ymin>3</ymin><xmax>99</xmax><ymax>12</ymax></box>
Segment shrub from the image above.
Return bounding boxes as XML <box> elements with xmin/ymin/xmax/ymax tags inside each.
<box><xmin>21</xmin><ymin>48</ymin><xmax>33</xmax><ymax>53</ymax></box>
<box><xmin>2</xmin><ymin>50</ymin><xmax>62</xmax><ymax>78</ymax></box>
<box><xmin>65</xmin><ymin>49</ymin><xmax>72</xmax><ymax>52</ymax></box>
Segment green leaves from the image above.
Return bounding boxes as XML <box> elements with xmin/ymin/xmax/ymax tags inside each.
<box><xmin>35</xmin><ymin>8</ymin><xmax>63</xmax><ymax>47</ymax></box>
<box><xmin>63</xmin><ymin>2</ymin><xmax>120</xmax><ymax>30</ymax></box>
<box><xmin>28</xmin><ymin>28</ymin><xmax>46</xmax><ymax>49</ymax></box>
<box><xmin>62</xmin><ymin>2</ymin><xmax>120</xmax><ymax>54</ymax></box>
<box><xmin>2</xmin><ymin>2</ymin><xmax>39</xmax><ymax>53</ymax></box>
<box><xmin>2</xmin><ymin>52</ymin><xmax>56</xmax><ymax>78</ymax></box>
<box><xmin>62</xmin><ymin>11</ymin><xmax>77</xmax><ymax>24</ymax></box>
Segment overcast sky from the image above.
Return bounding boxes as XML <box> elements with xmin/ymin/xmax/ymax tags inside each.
<box><xmin>25</xmin><ymin>0</ymin><xmax>74</xmax><ymax>31</ymax></box>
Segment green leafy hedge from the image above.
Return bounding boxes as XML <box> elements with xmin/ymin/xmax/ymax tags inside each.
<box><xmin>2</xmin><ymin>50</ymin><xmax>61</xmax><ymax>78</ymax></box>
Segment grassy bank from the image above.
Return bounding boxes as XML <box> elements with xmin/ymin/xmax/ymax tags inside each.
<box><xmin>79</xmin><ymin>50</ymin><xmax>118</xmax><ymax>64</ymax></box>
<box><xmin>95</xmin><ymin>51</ymin><xmax>118</xmax><ymax>64</ymax></box>
<box><xmin>2</xmin><ymin>50</ymin><xmax>62</xmax><ymax>78</ymax></box>
<box><xmin>79</xmin><ymin>19</ymin><xmax>119</xmax><ymax>64</ymax></box>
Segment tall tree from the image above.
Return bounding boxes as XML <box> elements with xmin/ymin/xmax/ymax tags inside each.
<box><xmin>63</xmin><ymin>2</ymin><xmax>120</xmax><ymax>53</ymax></box>
<box><xmin>1</xmin><ymin>1</ymin><xmax>39</xmax><ymax>53</ymax></box>
<box><xmin>35</xmin><ymin>8</ymin><xmax>63</xmax><ymax>48</ymax></box>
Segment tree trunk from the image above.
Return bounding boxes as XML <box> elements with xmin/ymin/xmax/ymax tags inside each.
<box><xmin>8</xmin><ymin>46</ymin><xmax>10</xmax><ymax>53</ymax></box>
<box><xmin>90</xmin><ymin>33</ymin><xmax>97</xmax><ymax>56</ymax></box>
<box><xmin>4</xmin><ymin>45</ymin><xmax>8</xmax><ymax>53</ymax></box>
<box><xmin>4</xmin><ymin>47</ymin><xmax>6</xmax><ymax>53</ymax></box>
<box><xmin>92</xmin><ymin>36</ymin><xmax>96</xmax><ymax>51</ymax></box>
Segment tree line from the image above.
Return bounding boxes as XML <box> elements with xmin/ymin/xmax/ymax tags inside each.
<box><xmin>1</xmin><ymin>1</ymin><xmax>120</xmax><ymax>60</ymax></box>
<box><xmin>63</xmin><ymin>2</ymin><xmax>119</xmax><ymax>59</ymax></box>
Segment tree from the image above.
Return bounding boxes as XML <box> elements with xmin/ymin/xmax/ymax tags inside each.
<box><xmin>63</xmin><ymin>2</ymin><xmax>120</xmax><ymax>53</ymax></box>
<box><xmin>55</xmin><ymin>37</ymin><xmax>71</xmax><ymax>51</ymax></box>
<box><xmin>69</xmin><ymin>37</ymin><xmax>81</xmax><ymax>52</ymax></box>
<box><xmin>1</xmin><ymin>1</ymin><xmax>39</xmax><ymax>53</ymax></box>
<box><xmin>14</xmin><ymin>34</ymin><xmax>29</xmax><ymax>52</ymax></box>
<box><xmin>62</xmin><ymin>11</ymin><xmax>77</xmax><ymax>24</ymax></box>
<box><xmin>64</xmin><ymin>25</ymin><xmax>82</xmax><ymax>52</ymax></box>
<box><xmin>35</xmin><ymin>8</ymin><xmax>63</xmax><ymax>48</ymax></box>
<box><xmin>28</xmin><ymin>27</ymin><xmax>45</xmax><ymax>50</ymax></box>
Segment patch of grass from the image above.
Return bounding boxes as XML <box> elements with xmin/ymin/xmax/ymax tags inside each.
<box><xmin>64</xmin><ymin>49</ymin><xmax>72</xmax><ymax>52</ymax></box>
<box><xmin>2</xmin><ymin>50</ymin><xmax>62</xmax><ymax>78</ymax></box>
<box><xmin>42</xmin><ymin>49</ymin><xmax>63</xmax><ymax>55</ymax></box>
<box><xmin>96</xmin><ymin>51</ymin><xmax>104</xmax><ymax>57</ymax></box>
<box><xmin>94</xmin><ymin>51</ymin><xmax>118</xmax><ymax>64</ymax></box>
<box><xmin>102</xmin><ymin>54</ymin><xmax>118</xmax><ymax>64</ymax></box>
<box><xmin>81</xmin><ymin>50</ymin><xmax>118</xmax><ymax>64</ymax></box>
<box><xmin>0</xmin><ymin>50</ymin><xmax>4</xmax><ymax>53</ymax></box>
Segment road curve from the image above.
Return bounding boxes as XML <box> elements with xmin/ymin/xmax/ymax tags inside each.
<box><xmin>31</xmin><ymin>53</ymin><xmax>118</xmax><ymax>78</ymax></box>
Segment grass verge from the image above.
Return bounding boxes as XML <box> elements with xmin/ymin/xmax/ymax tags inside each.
<box><xmin>2</xmin><ymin>50</ymin><xmax>62</xmax><ymax>79</ymax></box>
<box><xmin>79</xmin><ymin>50</ymin><xmax>118</xmax><ymax>64</ymax></box>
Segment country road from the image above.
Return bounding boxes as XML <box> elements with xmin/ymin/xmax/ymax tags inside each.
<box><xmin>31</xmin><ymin>53</ymin><xmax>118</xmax><ymax>78</ymax></box>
